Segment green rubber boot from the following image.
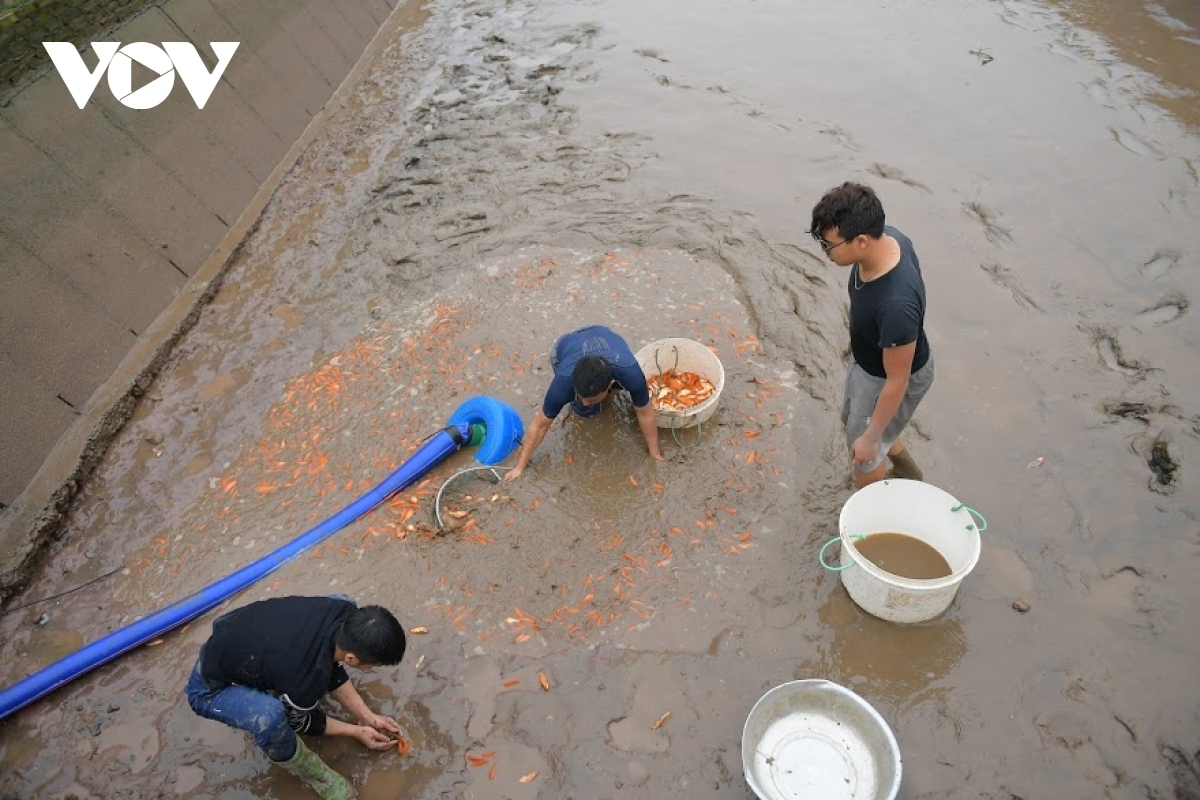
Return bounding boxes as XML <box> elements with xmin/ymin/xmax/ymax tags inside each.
<box><xmin>278</xmin><ymin>738</ymin><xmax>356</xmax><ymax>800</ymax></box>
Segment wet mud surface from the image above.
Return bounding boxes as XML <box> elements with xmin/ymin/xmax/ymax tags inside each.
<box><xmin>2</xmin><ymin>0</ymin><xmax>1200</xmax><ymax>797</ymax></box>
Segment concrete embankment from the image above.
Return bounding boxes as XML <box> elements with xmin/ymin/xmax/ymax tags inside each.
<box><xmin>0</xmin><ymin>0</ymin><xmax>405</xmax><ymax>598</ymax></box>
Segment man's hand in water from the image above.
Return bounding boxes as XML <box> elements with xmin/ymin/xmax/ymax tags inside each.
<box><xmin>361</xmin><ymin>711</ymin><xmax>401</xmax><ymax>737</ymax></box>
<box><xmin>355</xmin><ymin>724</ymin><xmax>398</xmax><ymax>750</ymax></box>
<box><xmin>504</xmin><ymin>413</ymin><xmax>552</xmax><ymax>482</ymax></box>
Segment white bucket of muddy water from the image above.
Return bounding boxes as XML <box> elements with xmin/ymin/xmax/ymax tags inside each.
<box><xmin>634</xmin><ymin>337</ymin><xmax>724</xmax><ymax>430</ymax></box>
<box><xmin>819</xmin><ymin>479</ymin><xmax>986</xmax><ymax>624</ymax></box>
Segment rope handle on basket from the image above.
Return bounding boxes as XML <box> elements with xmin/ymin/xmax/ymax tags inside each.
<box><xmin>818</xmin><ymin>534</ymin><xmax>865</xmax><ymax>571</ymax></box>
<box><xmin>951</xmin><ymin>504</ymin><xmax>988</xmax><ymax>532</ymax></box>
<box><xmin>653</xmin><ymin>344</ymin><xmax>680</xmax><ymax>377</ymax></box>
<box><xmin>669</xmin><ymin>414</ymin><xmax>702</xmax><ymax>447</ymax></box>
<box><xmin>654</xmin><ymin>344</ymin><xmax>703</xmax><ymax>447</ymax></box>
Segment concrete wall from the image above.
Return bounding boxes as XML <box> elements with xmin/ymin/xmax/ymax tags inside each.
<box><xmin>0</xmin><ymin>0</ymin><xmax>399</xmax><ymax>508</ymax></box>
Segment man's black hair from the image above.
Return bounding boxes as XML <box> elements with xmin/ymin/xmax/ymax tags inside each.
<box><xmin>810</xmin><ymin>182</ymin><xmax>886</xmax><ymax>242</ymax></box>
<box><xmin>573</xmin><ymin>356</ymin><xmax>613</xmax><ymax>398</ymax></box>
<box><xmin>337</xmin><ymin>605</ymin><xmax>406</xmax><ymax>666</ymax></box>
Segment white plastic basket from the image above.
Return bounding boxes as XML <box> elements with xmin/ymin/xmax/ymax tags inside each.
<box><xmin>634</xmin><ymin>338</ymin><xmax>725</xmax><ymax>430</ymax></box>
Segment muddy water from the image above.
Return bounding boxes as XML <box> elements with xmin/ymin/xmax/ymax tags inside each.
<box><xmin>2</xmin><ymin>0</ymin><xmax>1200</xmax><ymax>798</ymax></box>
<box><xmin>853</xmin><ymin>533</ymin><xmax>954</xmax><ymax>581</ymax></box>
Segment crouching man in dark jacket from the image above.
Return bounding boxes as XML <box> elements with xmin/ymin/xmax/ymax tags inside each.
<box><xmin>185</xmin><ymin>595</ymin><xmax>406</xmax><ymax>799</ymax></box>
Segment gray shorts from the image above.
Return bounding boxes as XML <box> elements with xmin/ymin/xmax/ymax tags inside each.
<box><xmin>841</xmin><ymin>355</ymin><xmax>935</xmax><ymax>473</ymax></box>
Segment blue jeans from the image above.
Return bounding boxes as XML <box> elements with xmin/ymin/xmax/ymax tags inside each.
<box><xmin>185</xmin><ymin>659</ymin><xmax>297</xmax><ymax>762</ymax></box>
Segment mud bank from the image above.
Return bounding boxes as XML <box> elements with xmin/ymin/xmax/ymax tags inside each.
<box><xmin>1</xmin><ymin>0</ymin><xmax>1199</xmax><ymax>797</ymax></box>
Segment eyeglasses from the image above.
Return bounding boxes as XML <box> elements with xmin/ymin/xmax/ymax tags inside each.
<box><xmin>808</xmin><ymin>229</ymin><xmax>855</xmax><ymax>253</ymax></box>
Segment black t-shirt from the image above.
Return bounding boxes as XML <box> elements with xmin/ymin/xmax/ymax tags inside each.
<box><xmin>847</xmin><ymin>226</ymin><xmax>931</xmax><ymax>378</ymax></box>
<box><xmin>199</xmin><ymin>596</ymin><xmax>353</xmax><ymax>735</ymax></box>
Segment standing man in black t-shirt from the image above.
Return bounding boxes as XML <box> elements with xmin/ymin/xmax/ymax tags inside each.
<box><xmin>185</xmin><ymin>595</ymin><xmax>407</xmax><ymax>799</ymax></box>
<box><xmin>810</xmin><ymin>182</ymin><xmax>934</xmax><ymax>489</ymax></box>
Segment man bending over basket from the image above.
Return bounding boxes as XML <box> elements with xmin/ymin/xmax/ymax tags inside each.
<box><xmin>505</xmin><ymin>324</ymin><xmax>663</xmax><ymax>480</ymax></box>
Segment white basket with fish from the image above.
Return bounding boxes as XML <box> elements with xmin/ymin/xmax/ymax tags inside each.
<box><xmin>634</xmin><ymin>337</ymin><xmax>725</xmax><ymax>430</ymax></box>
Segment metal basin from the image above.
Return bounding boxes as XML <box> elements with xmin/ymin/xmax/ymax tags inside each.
<box><xmin>742</xmin><ymin>679</ymin><xmax>902</xmax><ymax>800</ymax></box>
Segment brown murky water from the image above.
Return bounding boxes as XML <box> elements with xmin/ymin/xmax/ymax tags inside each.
<box><xmin>853</xmin><ymin>533</ymin><xmax>954</xmax><ymax>581</ymax></box>
<box><xmin>2</xmin><ymin>0</ymin><xmax>1200</xmax><ymax>798</ymax></box>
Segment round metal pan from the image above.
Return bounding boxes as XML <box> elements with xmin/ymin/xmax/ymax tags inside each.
<box><xmin>742</xmin><ymin>679</ymin><xmax>902</xmax><ymax>800</ymax></box>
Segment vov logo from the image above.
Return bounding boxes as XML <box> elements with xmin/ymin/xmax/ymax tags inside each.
<box><xmin>43</xmin><ymin>42</ymin><xmax>239</xmax><ymax>110</ymax></box>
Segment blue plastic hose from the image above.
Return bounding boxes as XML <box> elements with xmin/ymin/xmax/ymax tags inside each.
<box><xmin>0</xmin><ymin>395</ymin><xmax>524</xmax><ymax>720</ymax></box>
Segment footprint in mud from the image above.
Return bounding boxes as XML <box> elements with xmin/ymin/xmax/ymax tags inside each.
<box><xmin>980</xmin><ymin>261</ymin><xmax>1042</xmax><ymax>312</ymax></box>
<box><xmin>603</xmin><ymin>130</ymin><xmax>653</xmax><ymax>146</ymax></box>
<box><xmin>1103</xmin><ymin>400</ymin><xmax>1200</xmax><ymax>450</ymax></box>
<box><xmin>1089</xmin><ymin>558</ymin><xmax>1172</xmax><ymax>633</ymax></box>
<box><xmin>745</xmin><ymin>108</ymin><xmax>789</xmax><ymax>130</ymax></box>
<box><xmin>1162</xmin><ymin>743</ymin><xmax>1200</xmax><ymax>800</ymax></box>
<box><xmin>1160</xmin><ymin>187</ymin><xmax>1191</xmax><ymax>217</ymax></box>
<box><xmin>993</xmin><ymin>0</ymin><xmax>1040</xmax><ymax>30</ymax></box>
<box><xmin>1133</xmin><ymin>101</ymin><xmax>1170</xmax><ymax>126</ymax></box>
<box><xmin>1184</xmin><ymin>159</ymin><xmax>1199</xmax><ymax>188</ymax></box>
<box><xmin>1110</xmin><ymin>127</ymin><xmax>1165</xmax><ymax>158</ymax></box>
<box><xmin>867</xmin><ymin>163</ymin><xmax>931</xmax><ymax>193</ymax></box>
<box><xmin>1140</xmin><ymin>250</ymin><xmax>1180</xmax><ymax>280</ymax></box>
<box><xmin>817</xmin><ymin>124</ymin><xmax>862</xmax><ymax>152</ymax></box>
<box><xmin>962</xmin><ymin>201</ymin><xmax>1013</xmax><ymax>245</ymax></box>
<box><xmin>700</xmin><ymin>85</ymin><xmax>788</xmax><ymax>129</ymax></box>
<box><xmin>1084</xmin><ymin>325</ymin><xmax>1148</xmax><ymax>379</ymax></box>
<box><xmin>606</xmin><ymin>669</ymin><xmax>688</xmax><ymax>755</ymax></box>
<box><xmin>654</xmin><ymin>73</ymin><xmax>693</xmax><ymax>89</ymax></box>
<box><xmin>708</xmin><ymin>84</ymin><xmax>773</xmax><ymax>119</ymax></box>
<box><xmin>527</xmin><ymin>63</ymin><xmax>564</xmax><ymax>79</ymax></box>
<box><xmin>1035</xmin><ymin>709</ymin><xmax>1095</xmax><ymax>753</ymax></box>
<box><xmin>1138</xmin><ymin>432</ymin><xmax>1179</xmax><ymax>495</ymax></box>
<box><xmin>968</xmin><ymin>47</ymin><xmax>994</xmax><ymax>65</ymax></box>
<box><xmin>1134</xmin><ymin>293</ymin><xmax>1188</xmax><ymax>327</ymax></box>
<box><xmin>1083</xmin><ymin>79</ymin><xmax>1117</xmax><ymax>109</ymax></box>
<box><xmin>1047</xmin><ymin>40</ymin><xmax>1083</xmax><ymax>62</ymax></box>
<box><xmin>1103</xmin><ymin>400</ymin><xmax>1159</xmax><ymax>424</ymax></box>
<box><xmin>634</xmin><ymin>48</ymin><xmax>669</xmax><ymax>62</ymax></box>
<box><xmin>1105</xmin><ymin>62</ymin><xmax>1138</xmax><ymax>83</ymax></box>
<box><xmin>1033</xmin><ymin>684</ymin><xmax>1150</xmax><ymax>790</ymax></box>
